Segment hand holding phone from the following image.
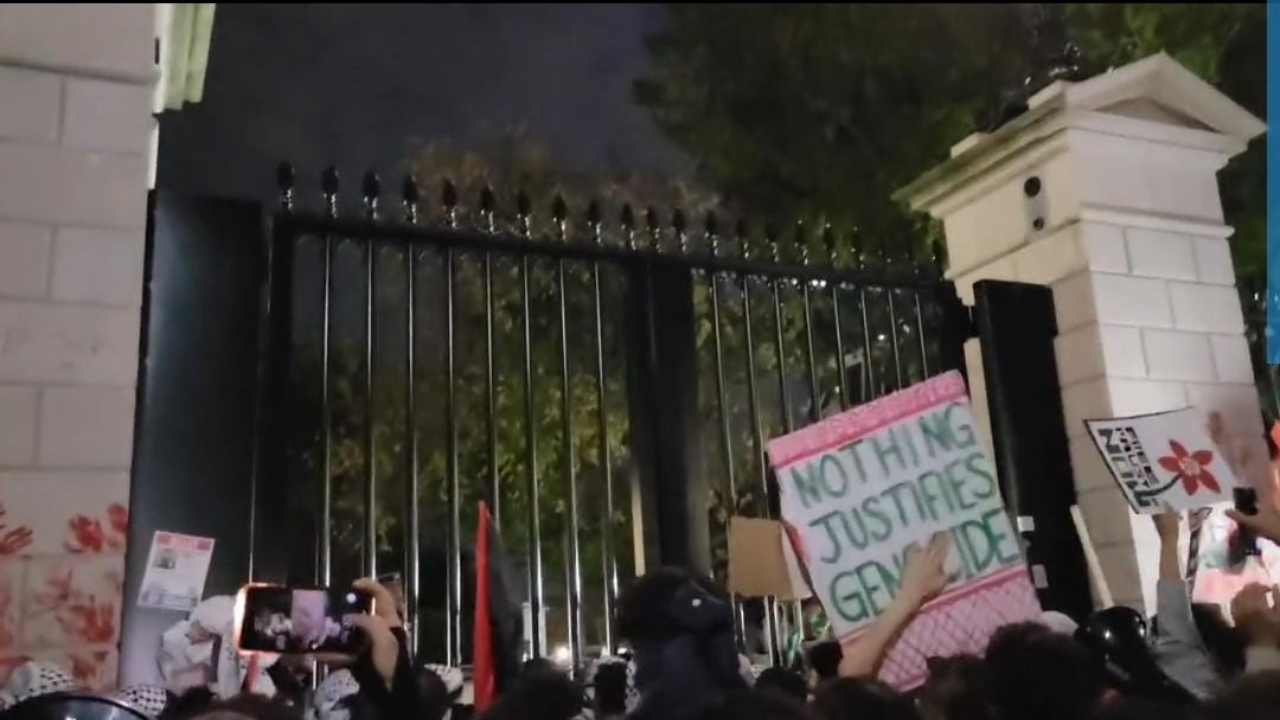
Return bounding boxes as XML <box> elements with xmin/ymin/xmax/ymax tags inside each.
<box><xmin>329</xmin><ymin>578</ymin><xmax>404</xmax><ymax>688</ymax></box>
<box><xmin>1233</xmin><ymin>487</ymin><xmax>1261</xmax><ymax>559</ymax></box>
<box><xmin>235</xmin><ymin>585</ymin><xmax>373</xmax><ymax>654</ymax></box>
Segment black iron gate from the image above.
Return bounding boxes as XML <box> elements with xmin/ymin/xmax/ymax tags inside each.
<box><xmin>248</xmin><ymin>165</ymin><xmax>971</xmax><ymax>668</ymax></box>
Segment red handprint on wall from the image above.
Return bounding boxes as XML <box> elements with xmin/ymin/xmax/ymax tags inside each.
<box><xmin>0</xmin><ymin>504</ymin><xmax>33</xmax><ymax>555</ymax></box>
<box><xmin>68</xmin><ymin>650</ymin><xmax>110</xmax><ymax>688</ymax></box>
<box><xmin>30</xmin><ymin>570</ymin><xmax>117</xmax><ymax>645</ymax></box>
<box><xmin>65</xmin><ymin>503</ymin><xmax>128</xmax><ymax>553</ymax></box>
<box><xmin>107</xmin><ymin>503</ymin><xmax>128</xmax><ymax>549</ymax></box>
<box><xmin>65</xmin><ymin>516</ymin><xmax>105</xmax><ymax>553</ymax></box>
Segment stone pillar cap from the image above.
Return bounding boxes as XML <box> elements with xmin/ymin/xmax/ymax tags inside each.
<box><xmin>897</xmin><ymin>52</ymin><xmax>1265</xmax><ymax>217</ymax></box>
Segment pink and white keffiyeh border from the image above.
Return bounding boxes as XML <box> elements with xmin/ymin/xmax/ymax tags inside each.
<box><xmin>767</xmin><ymin>371</ymin><xmax>967</xmax><ymax>467</ymax></box>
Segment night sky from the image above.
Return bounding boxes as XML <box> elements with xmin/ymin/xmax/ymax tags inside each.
<box><xmin>157</xmin><ymin>3</ymin><xmax>689</xmax><ymax>202</ymax></box>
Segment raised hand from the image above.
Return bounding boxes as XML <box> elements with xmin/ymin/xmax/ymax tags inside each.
<box><xmin>899</xmin><ymin>532</ymin><xmax>951</xmax><ymax>605</ymax></box>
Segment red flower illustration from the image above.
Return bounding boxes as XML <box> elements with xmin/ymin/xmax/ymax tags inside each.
<box><xmin>0</xmin><ymin>504</ymin><xmax>32</xmax><ymax>556</ymax></box>
<box><xmin>65</xmin><ymin>516</ymin><xmax>105</xmax><ymax>553</ymax></box>
<box><xmin>1157</xmin><ymin>440</ymin><xmax>1220</xmax><ymax>495</ymax></box>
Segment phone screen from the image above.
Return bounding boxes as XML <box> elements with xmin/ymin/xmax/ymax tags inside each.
<box><xmin>236</xmin><ymin>586</ymin><xmax>372</xmax><ymax>654</ymax></box>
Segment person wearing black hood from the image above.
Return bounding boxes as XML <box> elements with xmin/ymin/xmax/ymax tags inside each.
<box><xmin>615</xmin><ymin>568</ymin><xmax>746</xmax><ymax>720</ymax></box>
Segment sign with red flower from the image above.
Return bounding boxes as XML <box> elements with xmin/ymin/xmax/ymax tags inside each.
<box><xmin>1086</xmin><ymin>408</ymin><xmax>1237</xmax><ymax>513</ymax></box>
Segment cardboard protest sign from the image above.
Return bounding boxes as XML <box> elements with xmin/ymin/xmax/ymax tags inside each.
<box><xmin>1085</xmin><ymin>408</ymin><xmax>1237</xmax><ymax>513</ymax></box>
<box><xmin>767</xmin><ymin>371</ymin><xmax>1040</xmax><ymax>689</ymax></box>
<box><xmin>727</xmin><ymin>516</ymin><xmax>812</xmax><ymax>601</ymax></box>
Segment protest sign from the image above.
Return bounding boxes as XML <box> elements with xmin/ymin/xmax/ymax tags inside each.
<box><xmin>1085</xmin><ymin>408</ymin><xmax>1237</xmax><ymax>514</ymax></box>
<box><xmin>767</xmin><ymin>371</ymin><xmax>1039</xmax><ymax>689</ymax></box>
<box><xmin>727</xmin><ymin>516</ymin><xmax>812</xmax><ymax>601</ymax></box>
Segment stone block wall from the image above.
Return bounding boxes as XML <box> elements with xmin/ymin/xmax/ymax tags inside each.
<box><xmin>0</xmin><ymin>3</ymin><xmax>156</xmax><ymax>688</ymax></box>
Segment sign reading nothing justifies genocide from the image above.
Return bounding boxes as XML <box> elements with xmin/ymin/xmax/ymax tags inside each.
<box><xmin>767</xmin><ymin>371</ymin><xmax>1040</xmax><ymax>689</ymax></box>
<box><xmin>1085</xmin><ymin>408</ymin><xmax>1237</xmax><ymax>513</ymax></box>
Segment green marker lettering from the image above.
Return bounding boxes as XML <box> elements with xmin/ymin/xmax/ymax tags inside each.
<box><xmin>983</xmin><ymin>506</ymin><xmax>1021</xmax><ymax>565</ymax></box>
<box><xmin>871</xmin><ymin>429</ymin><xmax>907</xmax><ymax>476</ymax></box>
<box><xmin>819</xmin><ymin>453</ymin><xmax>851</xmax><ymax>498</ymax></box>
<box><xmin>964</xmin><ymin>452</ymin><xmax>996</xmax><ymax>500</ymax></box>
<box><xmin>790</xmin><ymin>463</ymin><xmax>825</xmax><ymax>509</ymax></box>
<box><xmin>810</xmin><ymin>511</ymin><xmax>851</xmax><ymax>564</ymax></box>
<box><xmin>840</xmin><ymin>439</ymin><xmax>871</xmax><ymax>484</ymax></box>
<box><xmin>919</xmin><ymin>408</ymin><xmax>956</xmax><ymax>458</ymax></box>
<box><xmin>829</xmin><ymin>571</ymin><xmax>870</xmax><ymax>623</ymax></box>
<box><xmin>948</xmin><ymin>402</ymin><xmax>977</xmax><ymax>449</ymax></box>
<box><xmin>881</xmin><ymin>480</ymin><xmax>925</xmax><ymax>529</ymax></box>
<box><xmin>860</xmin><ymin>494</ymin><xmax>893</xmax><ymax>542</ymax></box>
<box><xmin>855</xmin><ymin>560</ymin><xmax>896</xmax><ymax>615</ymax></box>
<box><xmin>942</xmin><ymin>459</ymin><xmax>977</xmax><ymax>512</ymax></box>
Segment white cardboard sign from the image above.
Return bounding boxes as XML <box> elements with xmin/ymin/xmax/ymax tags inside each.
<box><xmin>767</xmin><ymin>371</ymin><xmax>1040</xmax><ymax>689</ymax></box>
<box><xmin>1085</xmin><ymin>408</ymin><xmax>1236</xmax><ymax>514</ymax></box>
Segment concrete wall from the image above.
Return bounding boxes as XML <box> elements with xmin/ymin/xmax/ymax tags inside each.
<box><xmin>0</xmin><ymin>3</ymin><xmax>156</xmax><ymax>688</ymax></box>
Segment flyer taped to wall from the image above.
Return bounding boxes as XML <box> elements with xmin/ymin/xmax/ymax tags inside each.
<box><xmin>138</xmin><ymin>530</ymin><xmax>216</xmax><ymax>612</ymax></box>
<box><xmin>766</xmin><ymin>370</ymin><xmax>1040</xmax><ymax>690</ymax></box>
<box><xmin>1085</xmin><ymin>407</ymin><xmax>1236</xmax><ymax>513</ymax></box>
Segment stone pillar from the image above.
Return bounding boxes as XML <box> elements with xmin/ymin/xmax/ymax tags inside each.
<box><xmin>0</xmin><ymin>4</ymin><xmax>157</xmax><ymax>686</ymax></box>
<box><xmin>899</xmin><ymin>53</ymin><xmax>1267</xmax><ymax>613</ymax></box>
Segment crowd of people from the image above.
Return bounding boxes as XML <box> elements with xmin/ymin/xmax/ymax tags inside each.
<box><xmin>5</xmin><ymin>450</ymin><xmax>1280</xmax><ymax>720</ymax></box>
<box><xmin>6</xmin><ymin>508</ymin><xmax>1278</xmax><ymax>720</ymax></box>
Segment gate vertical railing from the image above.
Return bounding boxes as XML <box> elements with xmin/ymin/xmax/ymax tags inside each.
<box><xmin>250</xmin><ymin>165</ymin><xmax>971</xmax><ymax>668</ymax></box>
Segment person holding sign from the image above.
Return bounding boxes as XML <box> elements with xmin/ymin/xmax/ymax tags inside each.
<box><xmin>838</xmin><ymin>533</ymin><xmax>951</xmax><ymax>678</ymax></box>
<box><xmin>767</xmin><ymin>371</ymin><xmax>1041</xmax><ymax>689</ymax></box>
<box><xmin>1149</xmin><ymin>511</ymin><xmax>1244</xmax><ymax>698</ymax></box>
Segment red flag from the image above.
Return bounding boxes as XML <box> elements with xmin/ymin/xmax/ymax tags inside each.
<box><xmin>473</xmin><ymin>501</ymin><xmax>495</xmax><ymax>711</ymax></box>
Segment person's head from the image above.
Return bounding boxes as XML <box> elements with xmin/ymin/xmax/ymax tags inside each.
<box><xmin>592</xmin><ymin>661</ymin><xmax>630</xmax><ymax>717</ymax></box>
<box><xmin>696</xmin><ymin>689</ymin><xmax>809</xmax><ymax>720</ymax></box>
<box><xmin>982</xmin><ymin>622</ymin><xmax>1105</xmax><ymax>720</ymax></box>
<box><xmin>753</xmin><ymin>667</ymin><xmax>808</xmax><ymax>704</ymax></box>
<box><xmin>1204</xmin><ymin>670</ymin><xmax>1280</xmax><ymax>720</ymax></box>
<box><xmin>917</xmin><ymin>655</ymin><xmax>988</xmax><ymax>720</ymax></box>
<box><xmin>521</xmin><ymin>658</ymin><xmax>560</xmax><ymax>680</ymax></box>
<box><xmin>811</xmin><ymin>677</ymin><xmax>918</xmax><ymax>720</ymax></box>
<box><xmin>417</xmin><ymin>666</ymin><xmax>454</xmax><ymax>720</ymax></box>
<box><xmin>1189</xmin><ymin>602</ymin><xmax>1246</xmax><ymax>678</ymax></box>
<box><xmin>480</xmin><ymin>668</ymin><xmax>585</xmax><ymax>720</ymax></box>
<box><xmin>616</xmin><ymin>567</ymin><xmax>727</xmax><ymax>644</ymax></box>
<box><xmin>806</xmin><ymin>642</ymin><xmax>842</xmax><ymax>687</ymax></box>
<box><xmin>158</xmin><ymin>687</ymin><xmax>216</xmax><ymax>720</ymax></box>
<box><xmin>616</xmin><ymin>568</ymin><xmax>743</xmax><ymax>719</ymax></box>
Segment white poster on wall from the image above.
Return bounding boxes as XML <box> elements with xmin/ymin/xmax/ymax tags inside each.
<box><xmin>138</xmin><ymin>530</ymin><xmax>215</xmax><ymax>612</ymax></box>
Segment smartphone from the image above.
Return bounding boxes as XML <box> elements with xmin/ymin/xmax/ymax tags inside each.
<box><xmin>235</xmin><ymin>584</ymin><xmax>373</xmax><ymax>654</ymax></box>
<box><xmin>1233</xmin><ymin>487</ymin><xmax>1261</xmax><ymax>558</ymax></box>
